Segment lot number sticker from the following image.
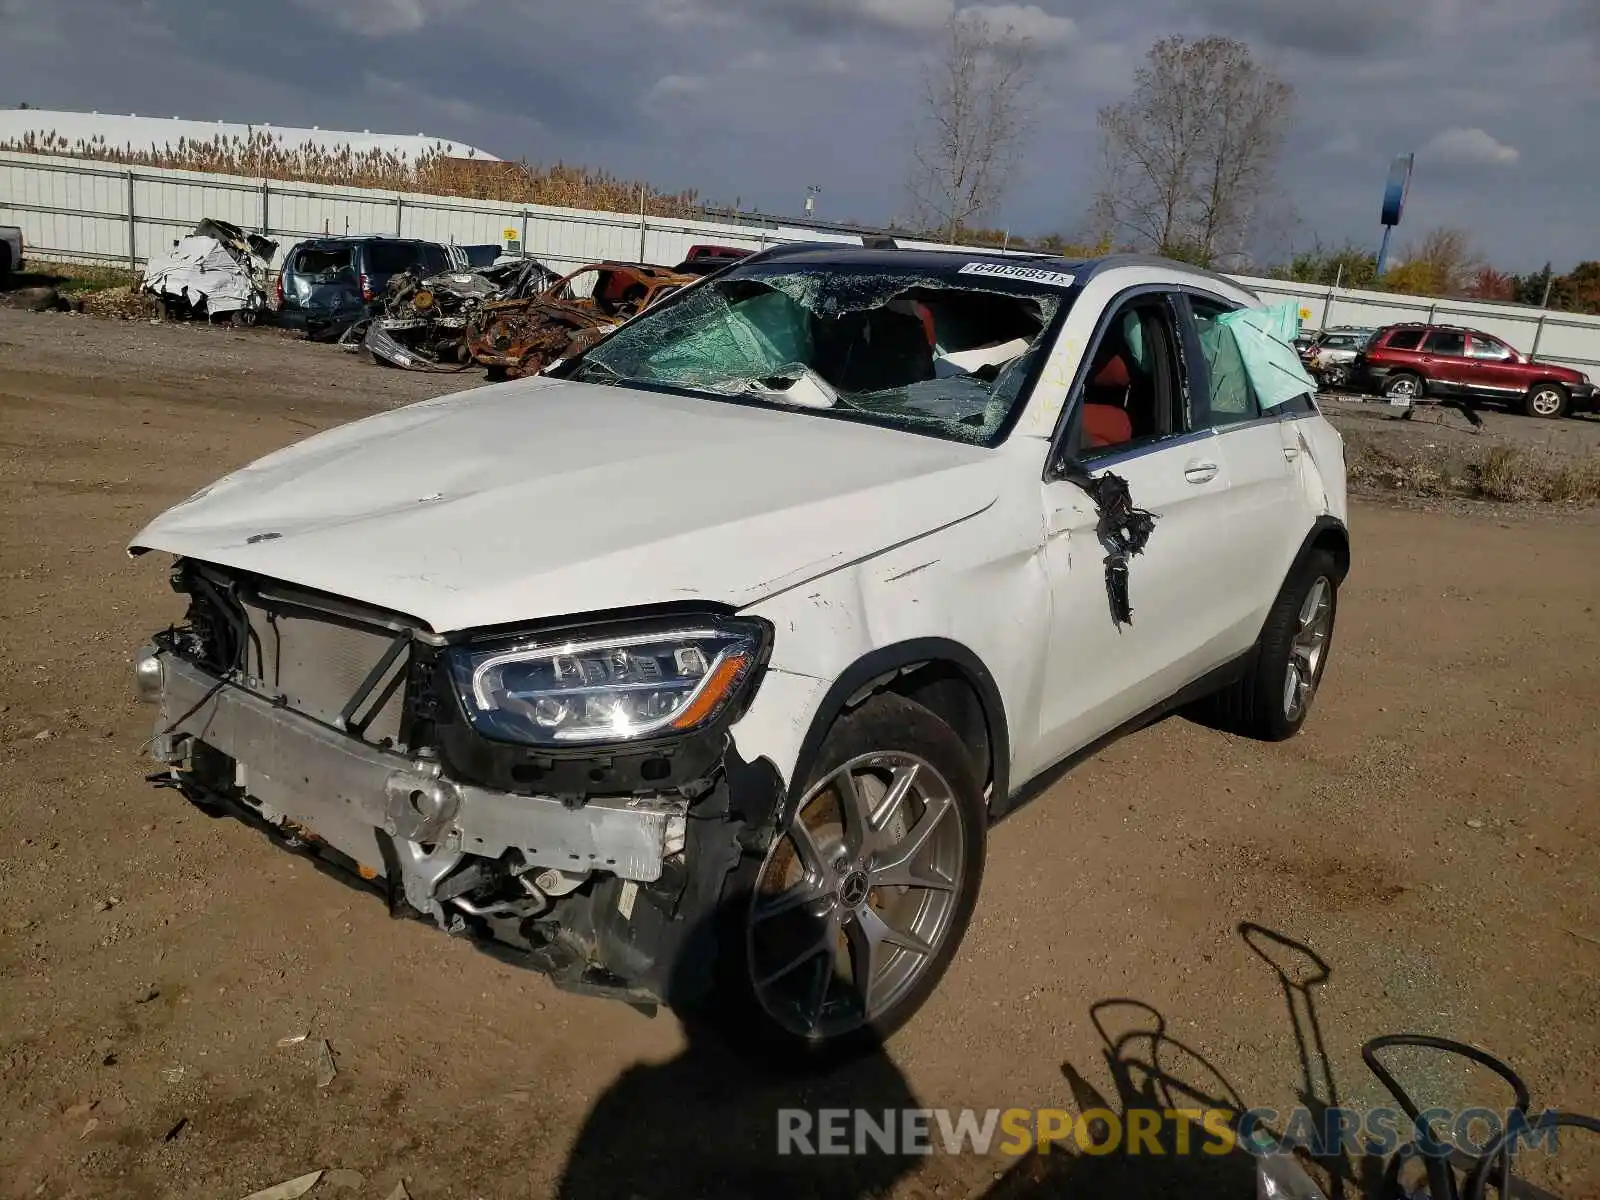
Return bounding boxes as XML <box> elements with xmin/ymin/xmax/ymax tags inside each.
<box><xmin>958</xmin><ymin>262</ymin><xmax>1077</xmax><ymax>288</ymax></box>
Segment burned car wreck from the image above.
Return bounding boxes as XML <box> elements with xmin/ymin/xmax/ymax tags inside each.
<box><xmin>465</xmin><ymin>261</ymin><xmax>695</xmax><ymax>379</ymax></box>
<box><xmin>351</xmin><ymin>256</ymin><xmax>559</xmax><ymax>371</ymax></box>
<box><xmin>130</xmin><ymin>245</ymin><xmax>1349</xmax><ymax>1056</ymax></box>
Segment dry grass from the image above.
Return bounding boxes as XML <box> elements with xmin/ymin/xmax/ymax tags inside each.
<box><xmin>0</xmin><ymin>130</ymin><xmax>707</xmax><ymax>219</ymax></box>
<box><xmin>22</xmin><ymin>258</ymin><xmax>140</xmax><ymax>294</ymax></box>
<box><xmin>1345</xmin><ymin>431</ymin><xmax>1600</xmax><ymax>505</ymax></box>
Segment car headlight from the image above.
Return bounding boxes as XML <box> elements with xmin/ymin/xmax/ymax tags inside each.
<box><xmin>447</xmin><ymin>618</ymin><xmax>768</xmax><ymax>747</ymax></box>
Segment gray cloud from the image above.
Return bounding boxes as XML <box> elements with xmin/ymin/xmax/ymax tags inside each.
<box><xmin>0</xmin><ymin>0</ymin><xmax>1593</xmax><ymax>269</ymax></box>
<box><xmin>657</xmin><ymin>0</ymin><xmax>1073</xmax><ymax>43</ymax></box>
<box><xmin>1421</xmin><ymin>126</ymin><xmax>1521</xmax><ymax>169</ymax></box>
<box><xmin>1185</xmin><ymin>0</ymin><xmax>1435</xmax><ymax>56</ymax></box>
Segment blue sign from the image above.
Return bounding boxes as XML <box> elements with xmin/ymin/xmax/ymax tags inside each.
<box><xmin>1381</xmin><ymin>153</ymin><xmax>1414</xmax><ymax>227</ymax></box>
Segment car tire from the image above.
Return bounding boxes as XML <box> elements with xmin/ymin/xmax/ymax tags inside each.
<box><xmin>710</xmin><ymin>692</ymin><xmax>986</xmax><ymax>1063</ymax></box>
<box><xmin>1383</xmin><ymin>373</ymin><xmax>1423</xmax><ymax>403</ymax></box>
<box><xmin>1523</xmin><ymin>383</ymin><xmax>1570</xmax><ymax>419</ymax></box>
<box><xmin>1200</xmin><ymin>549</ymin><xmax>1339</xmax><ymax>743</ymax></box>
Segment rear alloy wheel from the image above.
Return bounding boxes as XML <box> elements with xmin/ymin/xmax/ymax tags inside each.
<box><xmin>1282</xmin><ymin>576</ymin><xmax>1334</xmax><ymax>725</ymax></box>
<box><xmin>1321</xmin><ymin>363</ymin><xmax>1349</xmax><ymax>390</ymax></box>
<box><xmin>1384</xmin><ymin>373</ymin><xmax>1422</xmax><ymax>403</ymax></box>
<box><xmin>729</xmin><ymin>693</ymin><xmax>986</xmax><ymax>1059</ymax></box>
<box><xmin>1523</xmin><ymin>383</ymin><xmax>1569</xmax><ymax>419</ymax></box>
<box><xmin>1195</xmin><ymin>549</ymin><xmax>1340</xmax><ymax>742</ymax></box>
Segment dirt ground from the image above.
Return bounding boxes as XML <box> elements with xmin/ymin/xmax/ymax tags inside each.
<box><xmin>1</xmin><ymin>309</ymin><xmax>1597</xmax><ymax>1200</ymax></box>
<box><xmin>1322</xmin><ymin>394</ymin><xmax>1600</xmax><ymax>460</ymax></box>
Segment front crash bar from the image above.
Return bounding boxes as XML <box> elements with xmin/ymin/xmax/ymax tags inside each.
<box><xmin>150</xmin><ymin>652</ymin><xmax>686</xmax><ymax>889</ymax></box>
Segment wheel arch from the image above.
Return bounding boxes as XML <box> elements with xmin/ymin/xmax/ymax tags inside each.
<box><xmin>789</xmin><ymin>638</ymin><xmax>1011</xmax><ymax>812</ymax></box>
<box><xmin>1294</xmin><ymin>516</ymin><xmax>1351</xmax><ymax>585</ymax></box>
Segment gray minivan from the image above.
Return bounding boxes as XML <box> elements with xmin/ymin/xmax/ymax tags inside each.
<box><xmin>275</xmin><ymin>237</ymin><xmax>469</xmax><ymax>338</ymax></box>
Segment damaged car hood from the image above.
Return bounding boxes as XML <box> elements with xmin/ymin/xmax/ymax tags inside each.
<box><xmin>129</xmin><ymin>378</ymin><xmax>1004</xmax><ymax>632</ymax></box>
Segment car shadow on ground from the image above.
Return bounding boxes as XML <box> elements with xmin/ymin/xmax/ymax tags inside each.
<box><xmin>549</xmin><ymin>920</ymin><xmax>1384</xmax><ymax>1200</ymax></box>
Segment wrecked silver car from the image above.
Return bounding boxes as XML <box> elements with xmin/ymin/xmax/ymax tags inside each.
<box><xmin>142</xmin><ymin>218</ymin><xmax>277</xmax><ymax>324</ymax></box>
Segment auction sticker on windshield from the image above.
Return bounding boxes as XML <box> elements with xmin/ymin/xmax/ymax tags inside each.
<box><xmin>957</xmin><ymin>262</ymin><xmax>1077</xmax><ymax>287</ymax></box>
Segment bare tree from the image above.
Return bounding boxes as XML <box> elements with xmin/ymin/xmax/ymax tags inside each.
<box><xmin>906</xmin><ymin>14</ymin><xmax>1038</xmax><ymax>243</ymax></box>
<box><xmin>1091</xmin><ymin>36</ymin><xmax>1294</xmax><ymax>268</ymax></box>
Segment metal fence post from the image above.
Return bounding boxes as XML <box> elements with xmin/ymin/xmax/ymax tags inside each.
<box><xmin>1530</xmin><ymin>313</ymin><xmax>1547</xmax><ymax>361</ymax></box>
<box><xmin>1425</xmin><ymin>301</ymin><xmax>1437</xmax><ymax>327</ymax></box>
<box><xmin>126</xmin><ymin>170</ymin><xmax>137</xmax><ymax>272</ymax></box>
<box><xmin>395</xmin><ymin>193</ymin><xmax>404</xmax><ymax>236</ymax></box>
<box><xmin>520</xmin><ymin>210</ymin><xmax>529</xmax><ymax>255</ymax></box>
<box><xmin>638</xmin><ymin>186</ymin><xmax>647</xmax><ymax>263</ymax></box>
<box><xmin>260</xmin><ymin>177</ymin><xmax>270</xmax><ymax>238</ymax></box>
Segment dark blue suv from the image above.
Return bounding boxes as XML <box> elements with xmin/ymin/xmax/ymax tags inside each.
<box><xmin>275</xmin><ymin>237</ymin><xmax>468</xmax><ymax>339</ymax></box>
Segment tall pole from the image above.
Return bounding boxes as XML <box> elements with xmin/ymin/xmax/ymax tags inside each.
<box><xmin>1375</xmin><ymin>225</ymin><xmax>1394</xmax><ymax>281</ymax></box>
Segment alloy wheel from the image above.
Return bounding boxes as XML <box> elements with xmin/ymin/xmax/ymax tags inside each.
<box><xmin>1530</xmin><ymin>388</ymin><xmax>1564</xmax><ymax>417</ymax></box>
<box><xmin>1283</xmin><ymin>576</ymin><xmax>1333</xmax><ymax>722</ymax></box>
<box><xmin>747</xmin><ymin>752</ymin><xmax>966</xmax><ymax>1041</ymax></box>
<box><xmin>1385</xmin><ymin>376</ymin><xmax>1418</xmax><ymax>400</ymax></box>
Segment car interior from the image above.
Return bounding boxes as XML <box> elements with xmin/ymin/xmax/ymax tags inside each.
<box><xmin>1076</xmin><ymin>302</ymin><xmax>1181</xmax><ymax>457</ymax></box>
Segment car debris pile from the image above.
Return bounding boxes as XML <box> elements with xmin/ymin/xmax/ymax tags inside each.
<box><xmin>141</xmin><ymin>218</ymin><xmax>278</xmax><ymax>323</ymax></box>
<box><xmin>345</xmin><ymin>256</ymin><xmax>561</xmax><ymax>371</ymax></box>
<box><xmin>465</xmin><ymin>261</ymin><xmax>697</xmax><ymax>379</ymax></box>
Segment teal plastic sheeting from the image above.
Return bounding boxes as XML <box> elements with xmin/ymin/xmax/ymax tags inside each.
<box><xmin>1210</xmin><ymin>301</ymin><xmax>1319</xmax><ymax>411</ymax></box>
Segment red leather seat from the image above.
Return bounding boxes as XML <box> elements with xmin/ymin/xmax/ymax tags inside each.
<box><xmin>1083</xmin><ymin>355</ymin><xmax>1133</xmax><ymax>448</ymax></box>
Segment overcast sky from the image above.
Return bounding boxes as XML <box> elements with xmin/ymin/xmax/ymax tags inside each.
<box><xmin>1</xmin><ymin>0</ymin><xmax>1595</xmax><ymax>269</ymax></box>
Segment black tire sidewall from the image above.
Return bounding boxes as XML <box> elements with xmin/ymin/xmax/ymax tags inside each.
<box><xmin>709</xmin><ymin>692</ymin><xmax>987</xmax><ymax>1063</ymax></box>
<box><xmin>1385</xmin><ymin>373</ymin><xmax>1422</xmax><ymax>401</ymax></box>
<box><xmin>1250</xmin><ymin>550</ymin><xmax>1340</xmax><ymax>741</ymax></box>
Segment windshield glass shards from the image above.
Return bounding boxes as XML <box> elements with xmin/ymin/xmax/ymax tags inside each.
<box><xmin>564</xmin><ymin>260</ymin><xmax>1077</xmax><ymax>444</ymax></box>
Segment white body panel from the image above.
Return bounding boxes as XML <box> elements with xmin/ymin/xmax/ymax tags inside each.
<box><xmin>130</xmin><ymin>378</ymin><xmax>1006</xmax><ymax>633</ymax></box>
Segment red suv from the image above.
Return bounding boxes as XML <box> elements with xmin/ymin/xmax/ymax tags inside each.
<box><xmin>1354</xmin><ymin>324</ymin><xmax>1595</xmax><ymax>418</ymax></box>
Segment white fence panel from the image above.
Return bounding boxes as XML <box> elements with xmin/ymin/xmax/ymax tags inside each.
<box><xmin>1237</xmin><ymin>274</ymin><xmax>1600</xmax><ymax>371</ymax></box>
<box><xmin>4</xmin><ymin>149</ymin><xmax>1598</xmax><ymax>374</ymax></box>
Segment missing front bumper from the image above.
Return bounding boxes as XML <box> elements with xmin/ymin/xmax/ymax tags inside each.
<box><xmin>148</xmin><ymin>651</ymin><xmax>686</xmax><ymax>905</ymax></box>
<box><xmin>139</xmin><ymin>648</ymin><xmax>786</xmax><ymax>1010</ymax></box>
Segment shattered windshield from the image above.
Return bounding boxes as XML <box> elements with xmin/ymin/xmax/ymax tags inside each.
<box><xmin>562</xmin><ymin>259</ymin><xmax>1077</xmax><ymax>444</ymax></box>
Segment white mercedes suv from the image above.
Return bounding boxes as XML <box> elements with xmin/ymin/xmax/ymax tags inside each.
<box><xmin>130</xmin><ymin>246</ymin><xmax>1348</xmax><ymax>1058</ymax></box>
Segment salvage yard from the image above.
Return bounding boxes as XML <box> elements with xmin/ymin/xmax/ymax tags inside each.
<box><xmin>1</xmin><ymin>308</ymin><xmax>1598</xmax><ymax>1199</ymax></box>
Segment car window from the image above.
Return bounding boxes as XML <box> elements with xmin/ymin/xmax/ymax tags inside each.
<box><xmin>1422</xmin><ymin>330</ymin><xmax>1466</xmax><ymax>356</ymax></box>
<box><xmin>1070</xmin><ymin>294</ymin><xmax>1186</xmax><ymax>460</ymax></box>
<box><xmin>564</xmin><ymin>260</ymin><xmax>1073</xmax><ymax>446</ymax></box>
<box><xmin>364</xmin><ymin>241</ymin><xmax>420</xmax><ymax>274</ymax></box>
<box><xmin>421</xmin><ymin>244</ymin><xmax>450</xmax><ymax>274</ymax></box>
<box><xmin>1468</xmin><ymin>336</ymin><xmax>1513</xmax><ymax>361</ymax></box>
<box><xmin>557</xmin><ymin>268</ymin><xmax>601</xmax><ymax>301</ymax></box>
<box><xmin>1384</xmin><ymin>329</ymin><xmax>1425</xmax><ymax>351</ymax></box>
<box><xmin>1188</xmin><ymin>296</ymin><xmax>1260</xmax><ymax>428</ymax></box>
<box><xmin>1325</xmin><ymin>335</ymin><xmax>1356</xmax><ymax>350</ymax></box>
<box><xmin>292</xmin><ymin>246</ymin><xmax>353</xmax><ymax>279</ymax></box>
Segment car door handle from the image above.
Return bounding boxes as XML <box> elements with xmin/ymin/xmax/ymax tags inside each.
<box><xmin>1184</xmin><ymin>460</ymin><xmax>1220</xmax><ymax>484</ymax></box>
<box><xmin>1283</xmin><ymin>445</ymin><xmax>1300</xmax><ymax>461</ymax></box>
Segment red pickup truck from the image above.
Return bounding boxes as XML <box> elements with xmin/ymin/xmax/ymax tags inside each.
<box><xmin>1354</xmin><ymin>323</ymin><xmax>1596</xmax><ymax>418</ymax></box>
